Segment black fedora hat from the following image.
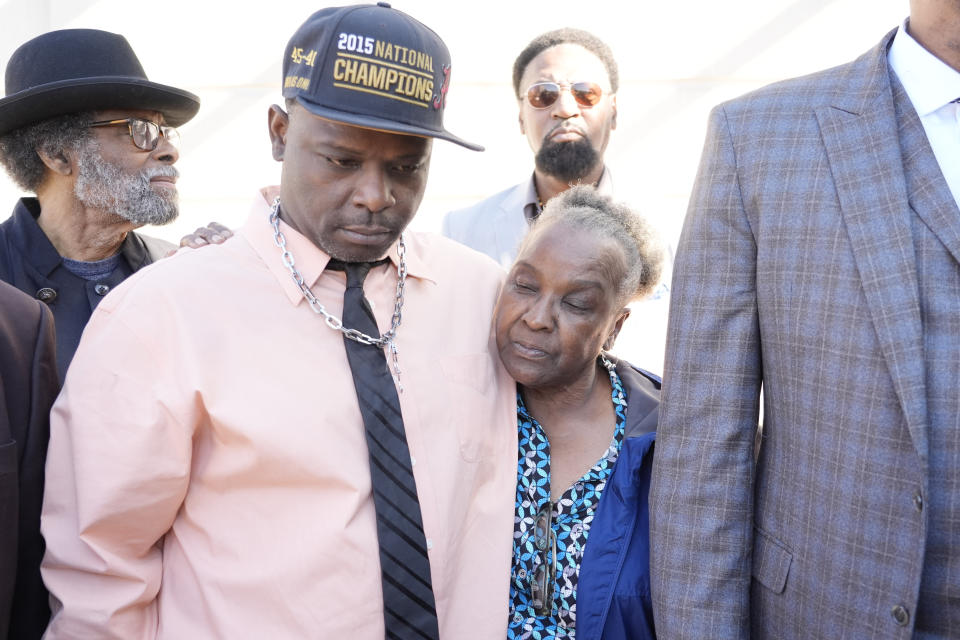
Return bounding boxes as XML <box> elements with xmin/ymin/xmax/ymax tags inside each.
<box><xmin>0</xmin><ymin>28</ymin><xmax>200</xmax><ymax>137</ymax></box>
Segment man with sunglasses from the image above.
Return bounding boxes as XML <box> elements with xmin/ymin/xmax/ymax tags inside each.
<box><xmin>442</xmin><ymin>29</ymin><xmax>671</xmax><ymax>374</ymax></box>
<box><xmin>0</xmin><ymin>29</ymin><xmax>199</xmax><ymax>381</ymax></box>
<box><xmin>442</xmin><ymin>28</ymin><xmax>618</xmax><ymax>270</ymax></box>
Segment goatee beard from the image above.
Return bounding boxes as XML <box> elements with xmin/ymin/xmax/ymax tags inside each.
<box><xmin>534</xmin><ymin>137</ymin><xmax>599</xmax><ymax>184</ymax></box>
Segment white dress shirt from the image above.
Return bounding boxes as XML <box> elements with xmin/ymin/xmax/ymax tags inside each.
<box><xmin>889</xmin><ymin>20</ymin><xmax>960</xmax><ymax>207</ymax></box>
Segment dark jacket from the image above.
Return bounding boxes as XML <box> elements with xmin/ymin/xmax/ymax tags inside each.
<box><xmin>576</xmin><ymin>359</ymin><xmax>659</xmax><ymax>640</ymax></box>
<box><xmin>0</xmin><ymin>280</ymin><xmax>59</xmax><ymax>640</ymax></box>
<box><xmin>0</xmin><ymin>198</ymin><xmax>173</xmax><ymax>380</ymax></box>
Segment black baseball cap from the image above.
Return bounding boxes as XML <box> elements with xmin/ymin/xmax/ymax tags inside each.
<box><xmin>282</xmin><ymin>3</ymin><xmax>482</xmax><ymax>151</ymax></box>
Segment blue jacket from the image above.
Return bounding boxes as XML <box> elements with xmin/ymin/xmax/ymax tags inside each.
<box><xmin>576</xmin><ymin>359</ymin><xmax>659</xmax><ymax>640</ymax></box>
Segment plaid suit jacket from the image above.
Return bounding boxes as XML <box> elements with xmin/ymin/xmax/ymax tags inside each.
<box><xmin>650</xmin><ymin>29</ymin><xmax>960</xmax><ymax>639</ymax></box>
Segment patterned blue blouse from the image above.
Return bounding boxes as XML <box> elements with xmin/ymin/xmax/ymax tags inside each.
<box><xmin>507</xmin><ymin>366</ymin><xmax>628</xmax><ymax>639</ymax></box>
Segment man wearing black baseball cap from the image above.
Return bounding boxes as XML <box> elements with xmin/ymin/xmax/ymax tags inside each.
<box><xmin>0</xmin><ymin>28</ymin><xmax>199</xmax><ymax>381</ymax></box>
<box><xmin>41</xmin><ymin>5</ymin><xmax>515</xmax><ymax>639</ymax></box>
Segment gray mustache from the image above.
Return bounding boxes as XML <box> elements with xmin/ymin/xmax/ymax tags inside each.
<box><xmin>141</xmin><ymin>165</ymin><xmax>179</xmax><ymax>180</ymax></box>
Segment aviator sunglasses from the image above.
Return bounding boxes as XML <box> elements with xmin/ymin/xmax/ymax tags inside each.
<box><xmin>88</xmin><ymin>117</ymin><xmax>180</xmax><ymax>152</ymax></box>
<box><xmin>524</xmin><ymin>81</ymin><xmax>604</xmax><ymax>109</ymax></box>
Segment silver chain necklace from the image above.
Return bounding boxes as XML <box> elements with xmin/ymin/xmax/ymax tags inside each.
<box><xmin>269</xmin><ymin>196</ymin><xmax>407</xmax><ymax>388</ymax></box>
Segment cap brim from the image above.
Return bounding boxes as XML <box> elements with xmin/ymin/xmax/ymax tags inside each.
<box><xmin>295</xmin><ymin>95</ymin><xmax>483</xmax><ymax>152</ymax></box>
<box><xmin>0</xmin><ymin>77</ymin><xmax>200</xmax><ymax>136</ymax></box>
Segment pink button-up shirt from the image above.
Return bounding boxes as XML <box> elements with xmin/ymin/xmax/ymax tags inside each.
<box><xmin>41</xmin><ymin>191</ymin><xmax>517</xmax><ymax>639</ymax></box>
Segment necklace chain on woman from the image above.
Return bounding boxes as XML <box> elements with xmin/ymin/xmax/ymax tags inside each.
<box><xmin>269</xmin><ymin>196</ymin><xmax>407</xmax><ymax>387</ymax></box>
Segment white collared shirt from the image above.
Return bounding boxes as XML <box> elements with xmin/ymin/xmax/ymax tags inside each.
<box><xmin>889</xmin><ymin>20</ymin><xmax>960</xmax><ymax>207</ymax></box>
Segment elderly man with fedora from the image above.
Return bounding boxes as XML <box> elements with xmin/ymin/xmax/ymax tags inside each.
<box><xmin>0</xmin><ymin>29</ymin><xmax>199</xmax><ymax>381</ymax></box>
<box><xmin>41</xmin><ymin>4</ymin><xmax>515</xmax><ymax>639</ymax></box>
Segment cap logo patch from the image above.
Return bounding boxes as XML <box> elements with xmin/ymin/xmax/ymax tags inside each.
<box><xmin>432</xmin><ymin>64</ymin><xmax>450</xmax><ymax>110</ymax></box>
<box><xmin>327</xmin><ymin>32</ymin><xmax>436</xmax><ymax>109</ymax></box>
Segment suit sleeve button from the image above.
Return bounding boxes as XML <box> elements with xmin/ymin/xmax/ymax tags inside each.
<box><xmin>36</xmin><ymin>287</ymin><xmax>57</xmax><ymax>302</ymax></box>
<box><xmin>891</xmin><ymin>605</ymin><xmax>910</xmax><ymax>627</ymax></box>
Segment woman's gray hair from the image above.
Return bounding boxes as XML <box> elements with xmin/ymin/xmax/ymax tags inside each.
<box><xmin>527</xmin><ymin>185</ymin><xmax>664</xmax><ymax>304</ymax></box>
<box><xmin>0</xmin><ymin>112</ymin><xmax>93</xmax><ymax>193</ymax></box>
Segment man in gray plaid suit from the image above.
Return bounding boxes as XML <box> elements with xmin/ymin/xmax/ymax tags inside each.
<box><xmin>650</xmin><ymin>0</ymin><xmax>960</xmax><ymax>638</ymax></box>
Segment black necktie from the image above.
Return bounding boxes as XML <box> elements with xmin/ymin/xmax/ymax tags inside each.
<box><xmin>327</xmin><ymin>259</ymin><xmax>439</xmax><ymax>640</ymax></box>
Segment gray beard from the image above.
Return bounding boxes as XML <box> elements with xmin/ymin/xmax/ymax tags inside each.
<box><xmin>73</xmin><ymin>144</ymin><xmax>179</xmax><ymax>226</ymax></box>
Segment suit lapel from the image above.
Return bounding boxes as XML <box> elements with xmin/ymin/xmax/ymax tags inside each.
<box><xmin>816</xmin><ymin>32</ymin><xmax>929</xmax><ymax>464</ymax></box>
<box><xmin>493</xmin><ymin>181</ymin><xmax>533</xmax><ymax>267</ymax></box>
<box><xmin>891</xmin><ymin>74</ymin><xmax>960</xmax><ymax>265</ymax></box>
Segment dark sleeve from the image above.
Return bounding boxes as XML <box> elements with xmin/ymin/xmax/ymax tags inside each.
<box><xmin>6</xmin><ymin>296</ymin><xmax>58</xmax><ymax>639</ymax></box>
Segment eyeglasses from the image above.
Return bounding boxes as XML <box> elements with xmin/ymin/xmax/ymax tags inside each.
<box><xmin>529</xmin><ymin>501</ymin><xmax>557</xmax><ymax>615</ymax></box>
<box><xmin>87</xmin><ymin>118</ymin><xmax>180</xmax><ymax>151</ymax></box>
<box><xmin>524</xmin><ymin>81</ymin><xmax>604</xmax><ymax>109</ymax></box>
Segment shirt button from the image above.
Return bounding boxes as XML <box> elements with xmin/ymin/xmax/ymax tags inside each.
<box><xmin>891</xmin><ymin>604</ymin><xmax>910</xmax><ymax>627</ymax></box>
<box><xmin>94</xmin><ymin>283</ymin><xmax>110</xmax><ymax>296</ymax></box>
<box><xmin>517</xmin><ymin>569</ymin><xmax>526</xmax><ymax>579</ymax></box>
<box><xmin>410</xmin><ymin>456</ymin><xmax>416</xmax><ymax>466</ymax></box>
<box><xmin>426</xmin><ymin>538</ymin><xmax>433</xmax><ymax>550</ymax></box>
<box><xmin>36</xmin><ymin>287</ymin><xmax>57</xmax><ymax>302</ymax></box>
<box><xmin>913</xmin><ymin>492</ymin><xmax>923</xmax><ymax>512</ymax></box>
<box><xmin>512</xmin><ymin>613</ymin><xmax>523</xmax><ymax>623</ymax></box>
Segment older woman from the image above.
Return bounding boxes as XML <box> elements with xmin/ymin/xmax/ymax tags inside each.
<box><xmin>497</xmin><ymin>186</ymin><xmax>664</xmax><ymax>640</ymax></box>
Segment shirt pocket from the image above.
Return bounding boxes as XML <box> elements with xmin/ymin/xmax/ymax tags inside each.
<box><xmin>438</xmin><ymin>352</ymin><xmax>502</xmax><ymax>462</ymax></box>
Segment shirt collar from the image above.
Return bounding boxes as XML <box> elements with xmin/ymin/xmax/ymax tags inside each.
<box><xmin>10</xmin><ymin>198</ymin><xmax>63</xmax><ymax>276</ymax></box>
<box><xmin>241</xmin><ymin>187</ymin><xmax>434</xmax><ymax>307</ymax></box>
<box><xmin>522</xmin><ymin>166</ymin><xmax>615</xmax><ymax>221</ymax></box>
<box><xmin>889</xmin><ymin>20</ymin><xmax>960</xmax><ymax>117</ymax></box>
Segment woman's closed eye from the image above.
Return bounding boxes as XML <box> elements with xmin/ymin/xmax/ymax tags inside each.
<box><xmin>563</xmin><ymin>298</ymin><xmax>592</xmax><ymax>311</ymax></box>
<box><xmin>513</xmin><ymin>279</ymin><xmax>538</xmax><ymax>293</ymax></box>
